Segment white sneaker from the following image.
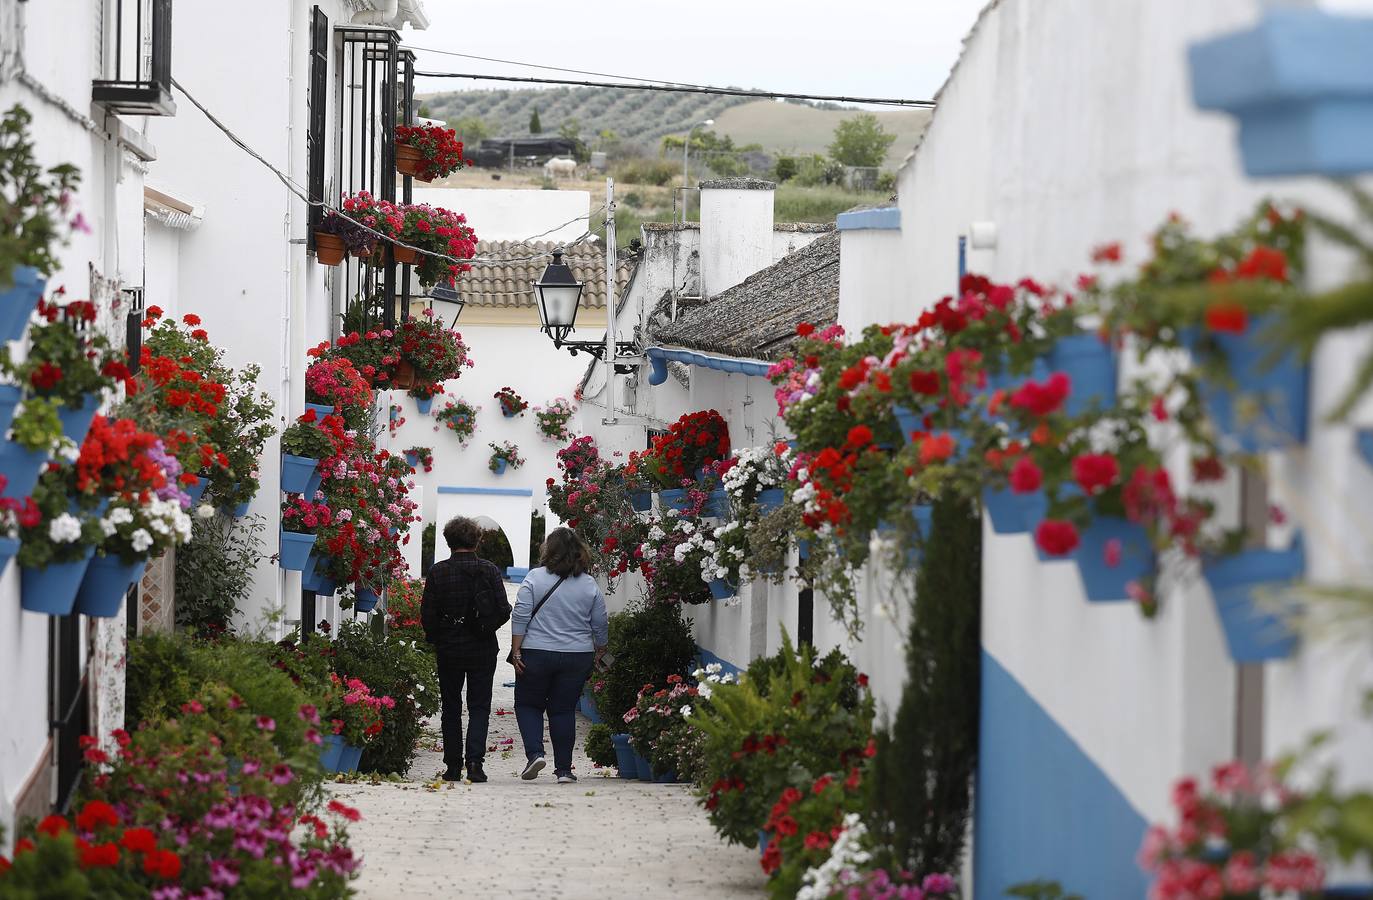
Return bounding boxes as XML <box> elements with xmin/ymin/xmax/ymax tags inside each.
<box><xmin>521</xmin><ymin>756</ymin><xmax>546</xmax><ymax>780</ymax></box>
<box><xmin>556</xmin><ymin>773</ymin><xmax>577</xmax><ymax>784</ymax></box>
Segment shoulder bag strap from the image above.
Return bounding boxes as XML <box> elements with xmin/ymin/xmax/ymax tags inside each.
<box><xmin>525</xmin><ymin>575</ymin><xmax>567</xmax><ymax>629</ymax></box>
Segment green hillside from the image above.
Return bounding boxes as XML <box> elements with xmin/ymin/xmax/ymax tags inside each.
<box><xmin>713</xmin><ymin>100</ymin><xmax>931</xmax><ymax>168</ymax></box>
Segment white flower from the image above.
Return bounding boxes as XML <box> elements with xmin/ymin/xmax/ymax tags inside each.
<box><xmin>48</xmin><ymin>513</ymin><xmax>83</xmax><ymax>543</ymax></box>
<box><xmin>130</xmin><ymin>529</ymin><xmax>154</xmax><ymax>553</ymax></box>
<box><xmin>98</xmin><ymin>518</ymin><xmax>117</xmax><ymax>538</ymax></box>
<box><xmin>705</xmin><ymin>663</ymin><xmax>722</xmax><ymax>674</ymax></box>
<box><xmin>108</xmin><ymin>507</ymin><xmax>134</xmax><ymax>526</ymax></box>
<box><xmin>679</xmin><ymin>704</ymin><xmax>692</xmax><ymax>717</ymax></box>
<box><xmin>56</xmin><ymin>440</ymin><xmax>80</xmax><ymax>463</ymax></box>
<box><xmin>696</xmin><ymin>682</ymin><xmax>712</xmax><ymax>700</ymax></box>
<box><xmin>195</xmin><ymin>503</ymin><xmax>215</xmax><ymax>520</ymax></box>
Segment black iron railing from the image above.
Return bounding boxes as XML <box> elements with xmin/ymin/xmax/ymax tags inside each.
<box><xmin>92</xmin><ymin>0</ymin><xmax>175</xmax><ymax>116</ymax></box>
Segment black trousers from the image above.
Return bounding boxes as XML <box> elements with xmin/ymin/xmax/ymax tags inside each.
<box><xmin>435</xmin><ymin>650</ymin><xmax>496</xmax><ymax>771</ymax></box>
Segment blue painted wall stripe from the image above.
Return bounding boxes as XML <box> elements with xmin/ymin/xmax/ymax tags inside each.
<box><xmin>695</xmin><ymin>645</ymin><xmax>743</xmax><ymax>677</ymax></box>
<box><xmin>437</xmin><ymin>486</ymin><xmax>534</xmax><ymax>497</ymax></box>
<box><xmin>645</xmin><ymin>346</ymin><xmax>772</xmax><ymax>378</ymax></box>
<box><xmin>836</xmin><ymin>207</ymin><xmax>901</xmax><ymax>231</ymax></box>
<box><xmin>975</xmin><ymin>651</ymin><xmax>1151</xmax><ymax>899</ymax></box>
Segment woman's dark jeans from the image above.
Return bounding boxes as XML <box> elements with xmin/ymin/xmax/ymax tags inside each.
<box><xmin>514</xmin><ymin>648</ymin><xmax>595</xmax><ymax>775</ymax></box>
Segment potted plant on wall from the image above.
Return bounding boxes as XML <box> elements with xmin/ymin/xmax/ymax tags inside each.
<box><xmin>434</xmin><ymin>398</ymin><xmax>478</xmax><ymax>445</ymax></box>
<box><xmin>338</xmin><ymin>191</ymin><xmax>402</xmax><ymax>260</ymax></box>
<box><xmin>488</xmin><ymin>441</ymin><xmax>524</xmax><ymax>475</ymax></box>
<box><xmin>280</xmin><ymin>495</ymin><xmax>331</xmax><ymax>572</ymax></box>
<box><xmin>0</xmin><ymin>396</ymin><xmax>63</xmax><ymax>501</ymax></box>
<box><xmin>394</xmin><ymin>204</ymin><xmax>478</xmax><ymax>286</ymax></box>
<box><xmin>391</xmin><ymin>309</ymin><xmax>473</xmax><ymax>391</ymax></box>
<box><xmin>313</xmin><ymin>212</ymin><xmax>373</xmax><ymax>266</ymax></box>
<box><xmin>75</xmin><ymin>489</ymin><xmax>192</xmax><ymax>617</ymax></box>
<box><xmin>0</xmin><ymin>105</ymin><xmax>81</xmax><ymax>344</ymax></box>
<box><xmin>533</xmin><ymin>397</ymin><xmax>576</xmax><ymax>442</ymax></box>
<box><xmin>394</xmin><ymin>123</ymin><xmax>468</xmax><ymax>182</ymax></box>
<box><xmin>17</xmin><ymin>468</ymin><xmax>102</xmax><ymax>614</ymax></box>
<box><xmin>493</xmin><ymin>386</ymin><xmax>528</xmax><ymax>419</ymax></box>
<box><xmin>279</xmin><ymin>409</ymin><xmax>337</xmax><ymax>496</ymax></box>
<box><xmin>403</xmin><ymin>445</ymin><xmax>433</xmax><ymax>473</ymax></box>
<box><xmin>409</xmin><ymin>382</ymin><xmax>441</xmax><ymax>415</ymax></box>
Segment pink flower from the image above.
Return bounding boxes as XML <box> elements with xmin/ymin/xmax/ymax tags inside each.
<box><xmin>255</xmin><ymin>716</ymin><xmax>276</xmax><ymax>732</ymax></box>
<box><xmin>1104</xmin><ymin>538</ymin><xmax>1122</xmax><ymax>568</ymax></box>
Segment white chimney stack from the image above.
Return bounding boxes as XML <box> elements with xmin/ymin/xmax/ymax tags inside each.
<box><xmin>699</xmin><ymin>177</ymin><xmax>775</xmax><ymax>299</ymax></box>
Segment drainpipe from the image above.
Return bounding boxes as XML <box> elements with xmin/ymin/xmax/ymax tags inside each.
<box><xmin>603</xmin><ymin>178</ymin><xmax>618</xmax><ymax>424</ymax></box>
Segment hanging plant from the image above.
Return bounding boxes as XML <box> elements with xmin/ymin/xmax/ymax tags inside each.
<box><xmin>394</xmin><ymin>123</ymin><xmax>468</xmax><ymax>182</ymax></box>
<box><xmin>493</xmin><ymin>386</ymin><xmax>528</xmax><ymax>418</ymax></box>
<box><xmin>393</xmin><ymin>309</ymin><xmax>473</xmax><ymax>385</ymax></box>
<box><xmin>627</xmin><ymin>410</ymin><xmax>731</xmax><ymax>490</ymax></box>
<box><xmin>487</xmin><ymin>441</ymin><xmax>524</xmax><ymax>474</ymax></box>
<box><xmin>313</xmin><ymin>212</ymin><xmax>373</xmax><ymax>265</ymax></box>
<box><xmin>434</xmin><ymin>398</ymin><xmax>477</xmax><ymax>445</ymax></box>
<box><xmin>0</xmin><ymin>104</ymin><xmax>82</xmax><ymax>286</ymax></box>
<box><xmin>403</xmin><ymin>445</ymin><xmax>434</xmax><ymax>473</ymax></box>
<box><xmin>395</xmin><ymin>204</ymin><xmax>477</xmax><ymax>289</ymax></box>
<box><xmin>533</xmin><ymin>397</ymin><xmax>576</xmax><ymax>442</ymax></box>
<box><xmin>337</xmin><ymin>191</ymin><xmax>402</xmax><ymax>258</ymax></box>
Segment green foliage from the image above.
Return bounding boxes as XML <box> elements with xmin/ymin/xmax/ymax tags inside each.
<box><xmin>690</xmin><ymin>634</ymin><xmax>874</xmax><ymax>846</ymax></box>
<box><xmin>327</xmin><ymin>620</ymin><xmax>440</xmax><ymax>776</ymax></box>
<box><xmin>279</xmin><ymin>420</ymin><xmax>334</xmax><ymax>459</ymax></box>
<box><xmin>0</xmin><ymin>104</ymin><xmax>82</xmax><ymax>286</ymax></box>
<box><xmin>477</xmin><ymin>526</ymin><xmax>513</xmax><ymax>570</ymax></box>
<box><xmin>610</xmin><ymin>156</ymin><xmax>678</xmax><ymax>187</ymax></box>
<box><xmin>0</xmin><ymin>828</ymin><xmax>143</xmax><ymax>897</ymax></box>
<box><xmin>421</xmin><ymin>521</ymin><xmax>436</xmax><ymax>575</ymax></box>
<box><xmin>793</xmin><ymin>154</ymin><xmax>845</xmax><ymax>187</ymax></box>
<box><xmin>868</xmin><ymin>494</ymin><xmax>982</xmax><ymax>875</ymax></box>
<box><xmin>584</xmin><ymin>722</ymin><xmax>617</xmax><ymax>769</ymax></box>
<box><xmin>595</xmin><ymin>601</ymin><xmax>698</xmax><ymax>727</ymax></box>
<box><xmin>828</xmin><ymin>113</ymin><xmax>896</xmax><ymax>168</ymax></box>
<box><xmin>9</xmin><ymin>396</ymin><xmax>62</xmax><ymax>451</ymax></box>
<box><xmin>528</xmin><ymin>107</ymin><xmax>542</xmax><ymax>134</ymax></box>
<box><xmin>446</xmin><ymin>114</ymin><xmax>490</xmax><ymax>147</ymax></box>
<box><xmin>174</xmin><ymin>513</ymin><xmax>266</xmax><ymax>635</ymax></box>
<box><xmin>773</xmin><ymin>156</ymin><xmax>798</xmax><ymax>182</ymax></box>
<box><xmin>1006</xmin><ymin>881</ymin><xmax>1084</xmax><ymax>900</ymax></box>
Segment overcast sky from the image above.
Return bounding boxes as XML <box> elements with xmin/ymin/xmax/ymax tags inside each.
<box><xmin>406</xmin><ymin>1</ymin><xmax>988</xmax><ymax>106</ymax></box>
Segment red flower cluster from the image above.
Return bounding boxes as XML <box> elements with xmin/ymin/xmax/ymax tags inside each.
<box><xmin>634</xmin><ymin>409</ymin><xmax>731</xmax><ymax>488</ymax></box>
<box><xmin>75</xmin><ymin>416</ymin><xmax>168</xmax><ymax>500</ymax></box>
<box><xmin>395</xmin><ymin>123</ymin><xmax>467</xmax><ymax>181</ymax></box>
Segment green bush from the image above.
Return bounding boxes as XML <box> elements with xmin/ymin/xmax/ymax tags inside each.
<box><xmin>174</xmin><ymin>513</ymin><xmax>266</xmax><ymax>635</ymax></box>
<box><xmin>584</xmin><ymin>723</ymin><xmax>617</xmax><ymax>769</ymax></box>
<box><xmin>867</xmin><ymin>494</ymin><xmax>981</xmax><ymax>875</ymax></box>
<box><xmin>328</xmin><ymin>620</ymin><xmax>440</xmax><ymax>775</ymax></box>
<box><xmin>592</xmin><ymin>601</ymin><xmax>697</xmax><ymax>729</ymax></box>
<box><xmin>611</xmin><ymin>156</ymin><xmax>678</xmax><ymax>187</ymax></box>
<box><xmin>773</xmin><ymin>156</ymin><xmax>798</xmax><ymax>183</ymax></box>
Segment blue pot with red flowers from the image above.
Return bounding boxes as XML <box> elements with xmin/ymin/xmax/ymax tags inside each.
<box><xmin>415</xmin><ymin>396</ymin><xmax>434</xmax><ymax>415</ymax></box>
<box><xmin>354</xmin><ymin>587</ymin><xmax>380</xmax><ymax>613</ymax></box>
<box><xmin>1046</xmin><ymin>334</ymin><xmax>1118</xmax><ymax>417</ymax></box>
<box><xmin>405</xmin><ymin>451</ymin><xmax>421</xmax><ymax>469</ymax></box>
<box><xmin>305</xmin><ymin>402</ymin><xmax>334</xmax><ymax>421</ymax></box>
<box><xmin>0</xmin><ymin>440</ymin><xmax>50</xmax><ymax>500</ymax></box>
<box><xmin>610</xmin><ymin>734</ymin><xmax>636</xmax><ymax>779</ymax></box>
<box><xmin>491</xmin><ymin>458</ymin><xmax>508</xmax><ymax>476</ymax></box>
<box><xmin>319</xmin><ymin>734</ymin><xmax>346</xmax><ymax>772</ymax></box>
<box><xmin>183</xmin><ymin>475</ymin><xmax>209</xmax><ymax>507</ymax></box>
<box><xmin>20</xmin><ymin>549</ymin><xmax>96</xmax><ymax>615</ymax></box>
<box><xmin>281</xmin><ymin>454</ymin><xmax>321</xmax><ymax>496</ymax></box>
<box><xmin>1181</xmin><ymin>317</ymin><xmax>1309</xmax><ymax>453</ymax></box>
<box><xmin>0</xmin><ymin>266</ymin><xmax>45</xmax><ymax>343</ymax></box>
<box><xmin>981</xmin><ymin>487</ymin><xmax>1039</xmax><ymax>535</ymax></box>
<box><xmin>73</xmin><ymin>555</ymin><xmax>149</xmax><ymax>618</ymax></box>
<box><xmin>301</xmin><ymin>552</ymin><xmax>336</xmax><ymax>596</ymax></box>
<box><xmin>1203</xmin><ymin>537</ymin><xmax>1304</xmax><ymax>662</ymax></box>
<box><xmin>1071</xmin><ymin>515</ymin><xmax>1156</xmax><ymax>602</ymax></box>
<box><xmin>280</xmin><ymin>531</ymin><xmax>315</xmax><ymax>571</ymax></box>
<box><xmin>632</xmin><ymin>749</ymin><xmax>653</xmax><ymax>782</ymax></box>
<box><xmin>339</xmin><ymin>745</ymin><xmax>363</xmax><ymax>773</ymax></box>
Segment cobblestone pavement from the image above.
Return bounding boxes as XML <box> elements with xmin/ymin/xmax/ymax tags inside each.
<box><xmin>329</xmin><ymin>584</ymin><xmax>764</xmax><ymax>900</ymax></box>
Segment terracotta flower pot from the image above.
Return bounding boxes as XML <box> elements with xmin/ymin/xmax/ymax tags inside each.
<box><xmin>395</xmin><ymin>143</ymin><xmax>434</xmax><ymax>182</ymax></box>
<box><xmin>393</xmin><ymin>360</ymin><xmax>417</xmax><ymax>390</ymax></box>
<box><xmin>314</xmin><ymin>232</ymin><xmax>346</xmax><ymax>266</ymax></box>
<box><xmin>393</xmin><ymin>244</ymin><xmax>420</xmax><ymax>265</ymax></box>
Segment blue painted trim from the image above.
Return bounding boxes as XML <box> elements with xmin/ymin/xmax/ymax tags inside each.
<box><xmin>436</xmin><ymin>486</ymin><xmax>534</xmax><ymax>497</ymax></box>
<box><xmin>958</xmin><ymin>234</ymin><xmax>967</xmax><ymax>289</ymax></box>
<box><xmin>695</xmin><ymin>645</ymin><xmax>743</xmax><ymax>678</ymax></box>
<box><xmin>645</xmin><ymin>346</ymin><xmax>771</xmax><ymax>379</ymax></box>
<box><xmin>836</xmin><ymin>207</ymin><xmax>901</xmax><ymax>231</ymax></box>
<box><xmin>975</xmin><ymin>651</ymin><xmax>1150</xmax><ymax>900</ymax></box>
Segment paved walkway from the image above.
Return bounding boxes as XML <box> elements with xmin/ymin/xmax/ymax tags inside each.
<box><xmin>330</xmin><ymin>584</ymin><xmax>764</xmax><ymax>899</ymax></box>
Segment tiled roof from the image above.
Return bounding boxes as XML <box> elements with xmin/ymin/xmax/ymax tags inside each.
<box><xmin>459</xmin><ymin>239</ymin><xmax>633</xmax><ymax>309</ymax></box>
<box><xmin>650</xmin><ymin>229</ymin><xmax>840</xmax><ymax>361</ymax></box>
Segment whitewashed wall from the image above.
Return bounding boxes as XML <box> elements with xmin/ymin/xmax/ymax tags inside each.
<box><xmin>0</xmin><ymin>0</ymin><xmax>150</xmax><ymax>851</ymax></box>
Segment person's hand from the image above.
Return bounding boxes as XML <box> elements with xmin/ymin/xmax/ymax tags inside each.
<box><xmin>511</xmin><ymin>653</ymin><xmax>526</xmax><ymax>675</ymax></box>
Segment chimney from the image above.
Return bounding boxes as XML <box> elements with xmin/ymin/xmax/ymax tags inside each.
<box><xmin>699</xmin><ymin>177</ymin><xmax>775</xmax><ymax>299</ymax></box>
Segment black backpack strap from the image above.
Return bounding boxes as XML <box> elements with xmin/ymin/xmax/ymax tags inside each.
<box><xmin>526</xmin><ymin>575</ymin><xmax>567</xmax><ymax>629</ymax></box>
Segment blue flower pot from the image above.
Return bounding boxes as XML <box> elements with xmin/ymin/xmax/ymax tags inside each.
<box><xmin>798</xmin><ymin>539</ymin><xmax>811</xmax><ymax>560</ymax></box>
<box><xmin>0</xmin><ymin>266</ymin><xmax>44</xmax><ymax>343</ymax></box>
<box><xmin>501</xmin><ymin>405</ymin><xmax>518</xmax><ymax>419</ymax></box>
<box><xmin>982</xmin><ymin>487</ymin><xmax>1040</xmax><ymax>535</ymax></box>
<box><xmin>610</xmin><ymin>734</ymin><xmax>636</xmax><ymax>779</ymax></box>
<box><xmin>1189</xmin><ymin>9</ymin><xmax>1373</xmax><ymax>178</ymax></box>
<box><xmin>20</xmin><ymin>549</ymin><xmax>96</xmax><ymax>615</ymax></box>
<box><xmin>405</xmin><ymin>451</ymin><xmax>420</xmax><ymax>469</ymax></box>
<box><xmin>354</xmin><ymin>588</ymin><xmax>380</xmax><ymax>613</ymax></box>
<box><xmin>0</xmin><ymin>441</ymin><xmax>50</xmax><ymax>500</ymax></box>
<box><xmin>302</xmin><ymin>552</ymin><xmax>337</xmax><ymax>596</ymax></box>
<box><xmin>389</xmin><ymin>407</ymin><xmax>399</xmax><ymax>423</ymax></box>
<box><xmin>892</xmin><ymin>404</ymin><xmax>921</xmax><ymax>445</ymax></box>
<box><xmin>415</xmin><ymin>396</ymin><xmax>434</xmax><ymax>415</ymax></box>
<box><xmin>491</xmin><ymin>458</ymin><xmax>508</xmax><ymax>475</ymax></box>
<box><xmin>54</xmin><ymin>393</ymin><xmax>100</xmax><ymax>444</ymax></box>
<box><xmin>1071</xmin><ymin>516</ymin><xmax>1156</xmax><ymax>602</ymax></box>
<box><xmin>305</xmin><ymin>402</ymin><xmax>334</xmax><ymax>421</ymax></box>
<box><xmin>579</xmin><ymin>689</ymin><xmax>602</xmax><ymax>724</ymax></box>
<box><xmin>653</xmin><ymin>769</ymin><xmax>677</xmax><ymax>784</ymax></box>
<box><xmin>702</xmin><ymin>489</ymin><xmax>729</xmax><ymax>518</ymax></box>
<box><xmin>659</xmin><ymin>488</ymin><xmax>687</xmax><ymax>511</ymax></box>
<box><xmin>756</xmin><ymin>488</ymin><xmax>784</xmax><ymax>514</ymax></box>
<box><xmin>1046</xmin><ymin>334</ymin><xmax>1118</xmax><ymax>417</ymax></box>
<box><xmin>319</xmin><ymin>734</ymin><xmax>345</xmax><ymax>772</ymax></box>
<box><xmin>758</xmin><ymin>830</ymin><xmax>772</xmax><ymax>856</ymax></box>
<box><xmin>629</xmin><ymin>491</ymin><xmax>652</xmax><ymax>512</ymax></box>
<box><xmin>281</xmin><ymin>454</ymin><xmax>321</xmax><ymax>496</ymax></box>
<box><xmin>708</xmin><ymin>577</ymin><xmax>735</xmax><ymax>601</ymax></box>
<box><xmin>280</xmin><ymin>530</ymin><xmax>315</xmax><ymax>571</ymax></box>
<box><xmin>73</xmin><ymin>555</ymin><xmax>147</xmax><ymax>618</ymax></box>
<box><xmin>233</xmin><ymin>499</ymin><xmax>252</xmax><ymax>518</ymax></box>
<box><xmin>0</xmin><ymin>385</ymin><xmax>21</xmax><ymax>440</ymax></box>
<box><xmin>340</xmin><ymin>744</ymin><xmax>363</xmax><ymax>773</ymax></box>
<box><xmin>183</xmin><ymin>475</ymin><xmax>208</xmax><ymax>507</ymax></box>
<box><xmin>632</xmin><ymin>749</ymin><xmax>653</xmax><ymax>782</ymax></box>
<box><xmin>0</xmin><ymin>535</ymin><xmax>17</xmax><ymax>576</ymax></box>
<box><xmin>1182</xmin><ymin>319</ymin><xmax>1309</xmax><ymax>453</ymax></box>
<box><xmin>1203</xmin><ymin>538</ymin><xmax>1304</xmax><ymax>662</ymax></box>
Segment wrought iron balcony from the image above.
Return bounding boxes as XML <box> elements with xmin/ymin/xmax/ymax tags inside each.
<box><xmin>92</xmin><ymin>0</ymin><xmax>175</xmax><ymax>116</ymax></box>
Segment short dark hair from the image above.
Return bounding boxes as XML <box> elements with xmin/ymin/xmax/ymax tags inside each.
<box><xmin>443</xmin><ymin>516</ymin><xmax>483</xmax><ymax>551</ymax></box>
<box><xmin>540</xmin><ymin>527</ymin><xmax>591</xmax><ymax>578</ymax></box>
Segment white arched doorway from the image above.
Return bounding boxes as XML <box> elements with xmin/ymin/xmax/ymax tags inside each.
<box><xmin>433</xmin><ymin>486</ymin><xmax>534</xmax><ymax>579</ymax></box>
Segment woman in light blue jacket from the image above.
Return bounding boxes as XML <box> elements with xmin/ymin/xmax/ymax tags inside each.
<box><xmin>510</xmin><ymin>527</ymin><xmax>609</xmax><ymax>783</ymax></box>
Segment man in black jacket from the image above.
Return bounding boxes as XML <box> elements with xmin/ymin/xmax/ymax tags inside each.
<box><xmin>420</xmin><ymin>516</ymin><xmax>504</xmax><ymax>783</ymax></box>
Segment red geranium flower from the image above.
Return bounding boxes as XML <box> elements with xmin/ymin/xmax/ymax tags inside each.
<box><xmin>1204</xmin><ymin>302</ymin><xmax>1248</xmax><ymax>334</ymax></box>
<box><xmin>1035</xmin><ymin>519</ymin><xmax>1080</xmax><ymax>556</ymax></box>
<box><xmin>1072</xmin><ymin>453</ymin><xmax>1119</xmax><ymax>495</ymax></box>
<box><xmin>79</xmin><ymin>842</ymin><xmax>120</xmax><ymax>868</ymax></box>
<box><xmin>1009</xmin><ymin>456</ymin><xmax>1042</xmax><ymax>494</ymax></box>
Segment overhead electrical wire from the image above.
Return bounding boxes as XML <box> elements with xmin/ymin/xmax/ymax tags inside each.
<box><xmin>171</xmin><ymin>78</ymin><xmax>609</xmax><ymax>267</ymax></box>
<box><xmin>401</xmin><ymin>45</ymin><xmax>719</xmax><ymax>90</ymax></box>
<box><xmin>410</xmin><ymin>69</ymin><xmax>935</xmax><ymax>109</ymax></box>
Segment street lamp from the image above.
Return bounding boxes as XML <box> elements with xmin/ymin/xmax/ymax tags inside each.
<box><xmin>534</xmin><ymin>247</ymin><xmax>637</xmax><ymax>373</ymax></box>
<box><xmin>683</xmin><ymin>118</ymin><xmax>714</xmax><ymax>215</ymax></box>
<box><xmin>425</xmin><ymin>279</ymin><xmax>466</xmax><ymax>329</ymax></box>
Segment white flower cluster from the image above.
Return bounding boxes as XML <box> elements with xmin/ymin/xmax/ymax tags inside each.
<box><xmin>702</xmin><ymin>520</ymin><xmax>746</xmax><ymax>582</ymax></box>
<box><xmin>99</xmin><ymin>496</ymin><xmax>194</xmax><ymax>558</ymax></box>
<box><xmin>720</xmin><ymin>445</ymin><xmax>791</xmax><ymax>505</ymax></box>
<box><xmin>689</xmin><ymin>662</ymin><xmax>737</xmax><ymax>700</ymax></box>
<box><xmin>48</xmin><ymin>513</ymin><xmax>83</xmax><ymax>544</ymax></box>
<box><xmin>796</xmin><ymin>813</ymin><xmax>872</xmax><ymax>900</ymax></box>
